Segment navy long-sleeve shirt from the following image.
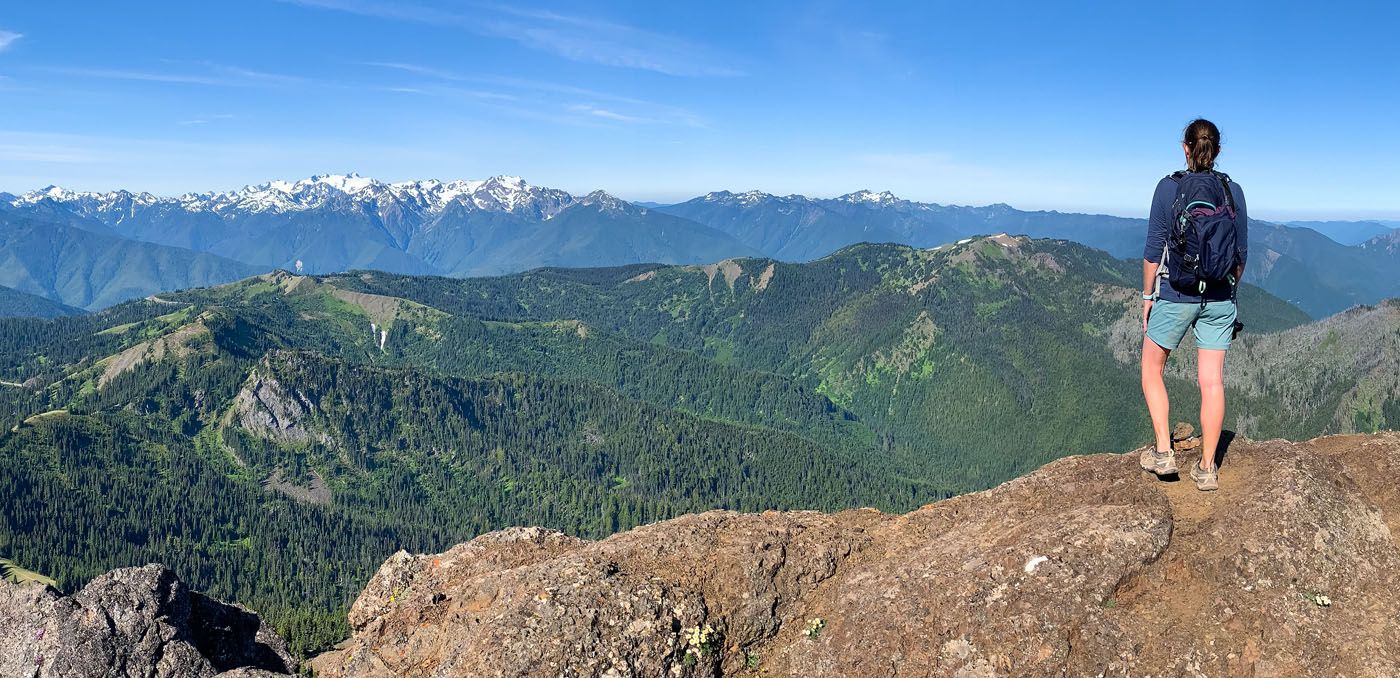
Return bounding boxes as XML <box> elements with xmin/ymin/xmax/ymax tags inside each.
<box><xmin>1144</xmin><ymin>173</ymin><xmax>1248</xmax><ymax>303</ymax></box>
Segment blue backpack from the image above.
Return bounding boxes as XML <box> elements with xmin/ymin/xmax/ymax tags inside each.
<box><xmin>1164</xmin><ymin>170</ymin><xmax>1240</xmax><ymax>295</ymax></box>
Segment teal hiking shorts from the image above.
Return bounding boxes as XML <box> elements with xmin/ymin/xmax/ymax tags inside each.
<box><xmin>1146</xmin><ymin>299</ymin><xmax>1237</xmax><ymax>351</ymax></box>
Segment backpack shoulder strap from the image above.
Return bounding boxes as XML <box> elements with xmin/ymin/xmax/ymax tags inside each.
<box><xmin>1211</xmin><ymin>171</ymin><xmax>1236</xmax><ymax>211</ymax></box>
<box><xmin>1166</xmin><ymin>171</ymin><xmax>1189</xmax><ymax>214</ymax></box>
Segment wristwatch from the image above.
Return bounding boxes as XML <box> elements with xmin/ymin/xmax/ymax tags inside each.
<box><xmin>1142</xmin><ymin>293</ymin><xmax>1154</xmax><ymax>301</ymax></box>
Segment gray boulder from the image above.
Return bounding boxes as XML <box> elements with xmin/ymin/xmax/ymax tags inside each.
<box><xmin>0</xmin><ymin>564</ymin><xmax>295</xmax><ymax>677</ymax></box>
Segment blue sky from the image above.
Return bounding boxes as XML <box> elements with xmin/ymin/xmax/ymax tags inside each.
<box><xmin>1</xmin><ymin>1</ymin><xmax>1396</xmax><ymax>219</ymax></box>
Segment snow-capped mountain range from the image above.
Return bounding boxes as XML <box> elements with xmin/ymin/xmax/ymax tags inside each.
<box><xmin>2</xmin><ymin>174</ymin><xmax>762</xmax><ymax>300</ymax></box>
<box><xmin>0</xmin><ymin>173</ymin><xmax>1163</xmax><ymax>286</ymax></box>
<box><xmin>14</xmin><ymin>174</ymin><xmax>577</xmax><ymax>221</ymax></box>
<box><xmin>12</xmin><ymin>175</ymin><xmax>923</xmax><ymax>221</ymax></box>
<box><xmin>696</xmin><ymin>188</ymin><xmax>909</xmax><ymax>209</ymax></box>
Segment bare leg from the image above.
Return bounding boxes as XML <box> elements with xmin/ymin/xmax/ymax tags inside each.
<box><xmin>1197</xmin><ymin>348</ymin><xmax>1226</xmax><ymax>470</ymax></box>
<box><xmin>1141</xmin><ymin>336</ymin><xmax>1172</xmax><ymax>452</ymax></box>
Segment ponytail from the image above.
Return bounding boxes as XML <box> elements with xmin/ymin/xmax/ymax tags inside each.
<box><xmin>1183</xmin><ymin>118</ymin><xmax>1221</xmax><ymax>171</ymax></box>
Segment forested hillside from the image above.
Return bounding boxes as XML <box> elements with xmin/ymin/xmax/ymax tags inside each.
<box><xmin>2</xmin><ymin>236</ymin><xmax>1387</xmax><ymax>657</ymax></box>
<box><xmin>0</xmin><ymin>285</ymin><xmax>82</xmax><ymax>318</ymax></box>
<box><xmin>0</xmin><ymin>212</ymin><xmax>263</xmax><ymax>310</ymax></box>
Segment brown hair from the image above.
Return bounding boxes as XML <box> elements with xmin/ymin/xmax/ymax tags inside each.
<box><xmin>1183</xmin><ymin>118</ymin><xmax>1221</xmax><ymax>171</ymax></box>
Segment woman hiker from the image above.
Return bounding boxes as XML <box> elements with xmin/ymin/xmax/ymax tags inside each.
<box><xmin>1139</xmin><ymin>118</ymin><xmax>1248</xmax><ymax>491</ymax></box>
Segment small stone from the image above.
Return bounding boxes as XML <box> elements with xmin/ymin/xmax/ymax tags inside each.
<box><xmin>1174</xmin><ymin>437</ymin><xmax>1202</xmax><ymax>452</ymax></box>
<box><xmin>1172</xmin><ymin>422</ymin><xmax>1196</xmax><ymax>441</ymax></box>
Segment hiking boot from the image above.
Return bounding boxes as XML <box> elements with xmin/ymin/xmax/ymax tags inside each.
<box><xmin>1139</xmin><ymin>448</ymin><xmax>1178</xmax><ymax>476</ymax></box>
<box><xmin>1190</xmin><ymin>462</ymin><xmax>1219</xmax><ymax>491</ymax></box>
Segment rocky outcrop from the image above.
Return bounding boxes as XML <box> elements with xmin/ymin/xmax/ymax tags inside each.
<box><xmin>233</xmin><ymin>371</ymin><xmax>327</xmax><ymax>445</ymax></box>
<box><xmin>8</xmin><ymin>434</ymin><xmax>1398</xmax><ymax>677</ymax></box>
<box><xmin>0</xmin><ymin>565</ymin><xmax>296</xmax><ymax>678</ymax></box>
<box><xmin>312</xmin><ymin>433</ymin><xmax>1400</xmax><ymax>677</ymax></box>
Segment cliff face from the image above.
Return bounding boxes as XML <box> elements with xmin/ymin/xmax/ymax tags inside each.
<box><xmin>0</xmin><ymin>564</ymin><xmax>296</xmax><ymax>677</ymax></box>
<box><xmin>311</xmin><ymin>433</ymin><xmax>1400</xmax><ymax>677</ymax></box>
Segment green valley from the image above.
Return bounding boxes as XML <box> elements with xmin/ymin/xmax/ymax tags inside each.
<box><xmin>1</xmin><ymin>235</ymin><xmax>1391</xmax><ymax>657</ymax></box>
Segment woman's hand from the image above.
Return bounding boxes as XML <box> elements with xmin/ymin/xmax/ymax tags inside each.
<box><xmin>1142</xmin><ymin>299</ymin><xmax>1153</xmax><ymax>333</ymax></box>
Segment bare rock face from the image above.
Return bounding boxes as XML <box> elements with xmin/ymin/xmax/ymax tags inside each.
<box><xmin>0</xmin><ymin>564</ymin><xmax>296</xmax><ymax>678</ymax></box>
<box><xmin>234</xmin><ymin>370</ymin><xmax>327</xmax><ymax>446</ymax></box>
<box><xmin>312</xmin><ymin>434</ymin><xmax>1400</xmax><ymax>677</ymax></box>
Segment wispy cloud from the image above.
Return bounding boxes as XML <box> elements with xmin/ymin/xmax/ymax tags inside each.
<box><xmin>176</xmin><ymin>112</ymin><xmax>237</xmax><ymax>126</ymax></box>
<box><xmin>567</xmin><ymin>104</ymin><xmax>649</xmax><ymax>124</ymax></box>
<box><xmin>475</xmin><ymin>5</ymin><xmax>744</xmax><ymax>77</ymax></box>
<box><xmin>281</xmin><ymin>0</ymin><xmax>456</xmax><ymax>24</ymax></box>
<box><xmin>44</xmin><ymin>62</ymin><xmax>308</xmax><ymax>88</ymax></box>
<box><xmin>363</xmin><ymin>62</ymin><xmax>705</xmax><ymax>127</ymax></box>
<box><xmin>0</xmin><ymin>30</ymin><xmax>21</xmax><ymax>52</ymax></box>
<box><xmin>45</xmin><ymin>68</ymin><xmax>229</xmax><ymax>86</ymax></box>
<box><xmin>362</xmin><ymin>61</ymin><xmax>466</xmax><ymax>81</ymax></box>
<box><xmin>363</xmin><ymin>64</ymin><xmax>519</xmax><ymax>101</ymax></box>
<box><xmin>391</xmin><ymin>85</ymin><xmax>518</xmax><ymax>101</ymax></box>
<box><xmin>286</xmin><ymin>0</ymin><xmax>742</xmax><ymax>77</ymax></box>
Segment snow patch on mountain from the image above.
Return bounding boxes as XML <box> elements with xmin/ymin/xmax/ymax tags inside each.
<box><xmin>11</xmin><ymin>174</ymin><xmax>576</xmax><ymax>220</ymax></box>
<box><xmin>700</xmin><ymin>190</ymin><xmax>809</xmax><ymax>208</ymax></box>
<box><xmin>837</xmin><ymin>189</ymin><xmax>900</xmax><ymax>205</ymax></box>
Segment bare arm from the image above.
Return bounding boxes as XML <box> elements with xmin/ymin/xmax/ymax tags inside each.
<box><xmin>1143</xmin><ymin>259</ymin><xmax>1160</xmax><ymax>296</ymax></box>
<box><xmin>1141</xmin><ymin>260</ymin><xmax>1158</xmax><ymax>332</ymax></box>
<box><xmin>1143</xmin><ymin>178</ymin><xmax>1173</xmax><ymax>298</ymax></box>
<box><xmin>1142</xmin><ymin>178</ymin><xmax>1174</xmax><ymax>332</ymax></box>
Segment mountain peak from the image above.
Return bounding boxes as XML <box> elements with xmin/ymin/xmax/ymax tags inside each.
<box><xmin>1360</xmin><ymin>228</ymin><xmax>1400</xmax><ymax>254</ymax></box>
<box><xmin>484</xmin><ymin>175</ymin><xmax>526</xmax><ymax>189</ymax></box>
<box><xmin>699</xmin><ymin>189</ymin><xmax>775</xmax><ymax>206</ymax></box>
<box><xmin>14</xmin><ymin>184</ymin><xmax>85</xmax><ymax>205</ymax></box>
<box><xmin>298</xmin><ymin>173</ymin><xmax>377</xmax><ymax>193</ymax></box>
<box><xmin>837</xmin><ymin>189</ymin><xmax>900</xmax><ymax>205</ymax></box>
<box><xmin>737</xmin><ymin>189</ymin><xmax>774</xmax><ymax>205</ymax></box>
<box><xmin>576</xmin><ymin>190</ymin><xmax>636</xmax><ymax>213</ymax></box>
